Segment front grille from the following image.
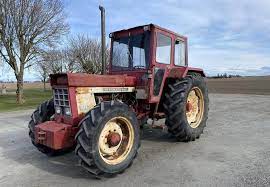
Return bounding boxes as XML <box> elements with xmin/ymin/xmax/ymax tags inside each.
<box><xmin>53</xmin><ymin>88</ymin><xmax>70</xmax><ymax>107</ymax></box>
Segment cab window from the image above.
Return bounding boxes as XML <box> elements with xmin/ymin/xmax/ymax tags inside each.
<box><xmin>156</xmin><ymin>33</ymin><xmax>171</xmax><ymax>64</ymax></box>
<box><xmin>175</xmin><ymin>40</ymin><xmax>186</xmax><ymax>66</ymax></box>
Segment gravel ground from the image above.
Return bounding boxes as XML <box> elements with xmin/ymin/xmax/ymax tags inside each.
<box><xmin>0</xmin><ymin>93</ymin><xmax>270</xmax><ymax>187</ymax></box>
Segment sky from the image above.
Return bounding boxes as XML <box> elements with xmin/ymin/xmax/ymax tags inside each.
<box><xmin>1</xmin><ymin>0</ymin><xmax>270</xmax><ymax>81</ymax></box>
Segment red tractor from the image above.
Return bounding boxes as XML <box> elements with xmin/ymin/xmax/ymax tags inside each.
<box><xmin>28</xmin><ymin>19</ymin><xmax>209</xmax><ymax>177</ymax></box>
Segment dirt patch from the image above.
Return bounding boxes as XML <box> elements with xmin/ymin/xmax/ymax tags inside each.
<box><xmin>207</xmin><ymin>76</ymin><xmax>270</xmax><ymax>95</ymax></box>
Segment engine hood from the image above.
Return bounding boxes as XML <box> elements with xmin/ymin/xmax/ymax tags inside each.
<box><xmin>50</xmin><ymin>73</ymin><xmax>136</xmax><ymax>87</ymax></box>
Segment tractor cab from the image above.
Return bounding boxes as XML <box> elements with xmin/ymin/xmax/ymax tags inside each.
<box><xmin>109</xmin><ymin>24</ymin><xmax>204</xmax><ymax>103</ymax></box>
<box><xmin>109</xmin><ymin>24</ymin><xmax>187</xmax><ymax>73</ymax></box>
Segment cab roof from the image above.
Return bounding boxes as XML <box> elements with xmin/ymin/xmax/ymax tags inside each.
<box><xmin>110</xmin><ymin>23</ymin><xmax>187</xmax><ymax>40</ymax></box>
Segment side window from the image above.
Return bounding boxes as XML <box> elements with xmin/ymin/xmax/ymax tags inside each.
<box><xmin>175</xmin><ymin>40</ymin><xmax>186</xmax><ymax>66</ymax></box>
<box><xmin>156</xmin><ymin>33</ymin><xmax>171</xmax><ymax>64</ymax></box>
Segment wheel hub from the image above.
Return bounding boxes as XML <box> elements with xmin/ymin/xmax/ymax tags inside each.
<box><xmin>99</xmin><ymin>122</ymin><xmax>123</xmax><ymax>156</ymax></box>
<box><xmin>107</xmin><ymin>132</ymin><xmax>121</xmax><ymax>147</ymax></box>
<box><xmin>186</xmin><ymin>87</ymin><xmax>204</xmax><ymax>128</ymax></box>
<box><xmin>98</xmin><ymin>116</ymin><xmax>135</xmax><ymax>165</ymax></box>
<box><xmin>186</xmin><ymin>102</ymin><xmax>193</xmax><ymax>112</ymax></box>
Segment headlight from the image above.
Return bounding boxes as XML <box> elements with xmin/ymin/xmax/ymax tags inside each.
<box><xmin>64</xmin><ymin>107</ymin><xmax>71</xmax><ymax>116</ymax></box>
<box><xmin>55</xmin><ymin>106</ymin><xmax>61</xmax><ymax>114</ymax></box>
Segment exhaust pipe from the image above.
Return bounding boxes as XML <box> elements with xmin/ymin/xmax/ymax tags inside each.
<box><xmin>99</xmin><ymin>5</ymin><xmax>106</xmax><ymax>75</ymax></box>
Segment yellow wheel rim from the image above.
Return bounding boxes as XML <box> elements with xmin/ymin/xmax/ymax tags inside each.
<box><xmin>186</xmin><ymin>87</ymin><xmax>204</xmax><ymax>128</ymax></box>
<box><xmin>98</xmin><ymin>117</ymin><xmax>134</xmax><ymax>165</ymax></box>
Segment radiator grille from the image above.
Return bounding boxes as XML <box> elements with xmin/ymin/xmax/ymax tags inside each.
<box><xmin>53</xmin><ymin>88</ymin><xmax>70</xmax><ymax>107</ymax></box>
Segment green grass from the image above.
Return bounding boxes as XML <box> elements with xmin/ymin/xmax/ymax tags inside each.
<box><xmin>0</xmin><ymin>89</ymin><xmax>52</xmax><ymax>112</ymax></box>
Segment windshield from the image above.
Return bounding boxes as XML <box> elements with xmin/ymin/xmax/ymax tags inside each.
<box><xmin>112</xmin><ymin>31</ymin><xmax>150</xmax><ymax>70</ymax></box>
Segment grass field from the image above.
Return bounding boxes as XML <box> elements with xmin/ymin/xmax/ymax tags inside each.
<box><xmin>2</xmin><ymin>82</ymin><xmax>50</xmax><ymax>90</ymax></box>
<box><xmin>0</xmin><ymin>89</ymin><xmax>52</xmax><ymax>112</ymax></box>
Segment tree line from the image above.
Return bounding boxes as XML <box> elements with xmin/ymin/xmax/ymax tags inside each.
<box><xmin>208</xmin><ymin>73</ymin><xmax>242</xmax><ymax>79</ymax></box>
<box><xmin>0</xmin><ymin>0</ymin><xmax>109</xmax><ymax>104</ymax></box>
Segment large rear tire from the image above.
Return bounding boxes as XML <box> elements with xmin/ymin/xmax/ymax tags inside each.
<box><xmin>163</xmin><ymin>74</ymin><xmax>209</xmax><ymax>141</ymax></box>
<box><xmin>28</xmin><ymin>99</ymin><xmax>56</xmax><ymax>155</ymax></box>
<box><xmin>75</xmin><ymin>101</ymin><xmax>140</xmax><ymax>177</ymax></box>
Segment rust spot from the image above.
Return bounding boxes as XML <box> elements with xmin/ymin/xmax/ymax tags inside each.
<box><xmin>107</xmin><ymin>132</ymin><xmax>121</xmax><ymax>147</ymax></box>
<box><xmin>186</xmin><ymin>102</ymin><xmax>193</xmax><ymax>112</ymax></box>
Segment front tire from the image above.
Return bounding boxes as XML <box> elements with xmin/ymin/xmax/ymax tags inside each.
<box><xmin>75</xmin><ymin>101</ymin><xmax>140</xmax><ymax>177</ymax></box>
<box><xmin>28</xmin><ymin>99</ymin><xmax>56</xmax><ymax>155</ymax></box>
<box><xmin>164</xmin><ymin>74</ymin><xmax>209</xmax><ymax>141</ymax></box>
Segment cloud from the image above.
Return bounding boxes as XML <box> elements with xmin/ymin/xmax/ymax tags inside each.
<box><xmin>189</xmin><ymin>44</ymin><xmax>270</xmax><ymax>76</ymax></box>
<box><xmin>260</xmin><ymin>66</ymin><xmax>270</xmax><ymax>75</ymax></box>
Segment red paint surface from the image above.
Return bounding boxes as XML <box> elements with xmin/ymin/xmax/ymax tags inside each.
<box><xmin>50</xmin><ymin>73</ymin><xmax>136</xmax><ymax>87</ymax></box>
<box><xmin>35</xmin><ymin>121</ymin><xmax>76</xmax><ymax>150</ymax></box>
<box><xmin>107</xmin><ymin>132</ymin><xmax>121</xmax><ymax>146</ymax></box>
<box><xmin>186</xmin><ymin>102</ymin><xmax>193</xmax><ymax>112</ymax></box>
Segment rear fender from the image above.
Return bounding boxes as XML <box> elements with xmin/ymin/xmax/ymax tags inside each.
<box><xmin>167</xmin><ymin>66</ymin><xmax>205</xmax><ymax>78</ymax></box>
<box><xmin>149</xmin><ymin>66</ymin><xmax>205</xmax><ymax>103</ymax></box>
<box><xmin>155</xmin><ymin>67</ymin><xmax>205</xmax><ymax>112</ymax></box>
<box><xmin>184</xmin><ymin>67</ymin><xmax>206</xmax><ymax>77</ymax></box>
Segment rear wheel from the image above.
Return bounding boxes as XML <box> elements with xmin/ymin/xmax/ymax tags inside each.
<box><xmin>164</xmin><ymin>74</ymin><xmax>209</xmax><ymax>141</ymax></box>
<box><xmin>28</xmin><ymin>99</ymin><xmax>56</xmax><ymax>155</ymax></box>
<box><xmin>75</xmin><ymin>101</ymin><xmax>140</xmax><ymax>177</ymax></box>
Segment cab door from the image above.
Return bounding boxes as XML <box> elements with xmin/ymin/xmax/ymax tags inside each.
<box><xmin>149</xmin><ymin>29</ymin><xmax>174</xmax><ymax>103</ymax></box>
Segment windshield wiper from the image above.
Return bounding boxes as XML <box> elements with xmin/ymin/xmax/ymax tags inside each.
<box><xmin>127</xmin><ymin>48</ymin><xmax>134</xmax><ymax>65</ymax></box>
<box><xmin>127</xmin><ymin>37</ymin><xmax>135</xmax><ymax>67</ymax></box>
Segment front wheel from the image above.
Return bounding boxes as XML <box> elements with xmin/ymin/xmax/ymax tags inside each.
<box><xmin>163</xmin><ymin>74</ymin><xmax>209</xmax><ymax>141</ymax></box>
<box><xmin>75</xmin><ymin>101</ymin><xmax>140</xmax><ymax>177</ymax></box>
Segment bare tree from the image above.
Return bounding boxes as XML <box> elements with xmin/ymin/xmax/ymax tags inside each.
<box><xmin>41</xmin><ymin>48</ymin><xmax>77</xmax><ymax>74</ymax></box>
<box><xmin>67</xmin><ymin>34</ymin><xmax>109</xmax><ymax>74</ymax></box>
<box><xmin>41</xmin><ymin>49</ymin><xmax>64</xmax><ymax>74</ymax></box>
<box><xmin>37</xmin><ymin>49</ymin><xmax>64</xmax><ymax>91</ymax></box>
<box><xmin>0</xmin><ymin>0</ymin><xmax>69</xmax><ymax>103</ymax></box>
<box><xmin>60</xmin><ymin>48</ymin><xmax>78</xmax><ymax>73</ymax></box>
<box><xmin>36</xmin><ymin>62</ymin><xmax>49</xmax><ymax>91</ymax></box>
<box><xmin>0</xmin><ymin>54</ymin><xmax>2</xmax><ymax>68</ymax></box>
